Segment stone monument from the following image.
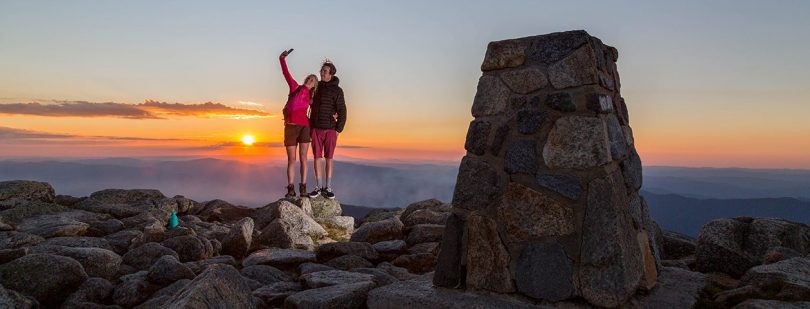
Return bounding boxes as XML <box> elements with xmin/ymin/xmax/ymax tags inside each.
<box><xmin>433</xmin><ymin>30</ymin><xmax>661</xmax><ymax>308</ymax></box>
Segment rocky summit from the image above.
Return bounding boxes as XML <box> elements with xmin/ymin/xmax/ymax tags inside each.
<box><xmin>0</xmin><ymin>179</ymin><xmax>450</xmax><ymax>308</ymax></box>
<box><xmin>0</xmin><ymin>182</ymin><xmax>808</xmax><ymax>309</ymax></box>
<box><xmin>1</xmin><ymin>30</ymin><xmax>810</xmax><ymax>309</ymax></box>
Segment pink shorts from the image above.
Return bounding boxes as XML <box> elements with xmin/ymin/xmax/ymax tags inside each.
<box><xmin>311</xmin><ymin>128</ymin><xmax>337</xmax><ymax>159</ymax></box>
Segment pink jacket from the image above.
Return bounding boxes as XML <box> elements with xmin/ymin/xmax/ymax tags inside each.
<box><xmin>280</xmin><ymin>56</ymin><xmax>311</xmax><ymax>127</ymax></box>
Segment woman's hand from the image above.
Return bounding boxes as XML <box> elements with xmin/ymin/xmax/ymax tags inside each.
<box><xmin>280</xmin><ymin>50</ymin><xmax>289</xmax><ymax>58</ymax></box>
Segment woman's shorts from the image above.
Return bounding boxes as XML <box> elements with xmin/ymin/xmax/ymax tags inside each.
<box><xmin>284</xmin><ymin>124</ymin><xmax>312</xmax><ymax>146</ymax></box>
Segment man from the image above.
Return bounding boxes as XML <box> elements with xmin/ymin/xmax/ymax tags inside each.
<box><xmin>308</xmin><ymin>60</ymin><xmax>346</xmax><ymax>199</ymax></box>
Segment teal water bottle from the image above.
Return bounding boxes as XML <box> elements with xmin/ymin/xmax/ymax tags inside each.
<box><xmin>168</xmin><ymin>210</ymin><xmax>179</xmax><ymax>229</ymax></box>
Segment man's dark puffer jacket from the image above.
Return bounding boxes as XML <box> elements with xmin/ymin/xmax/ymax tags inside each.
<box><xmin>310</xmin><ymin>76</ymin><xmax>347</xmax><ymax>133</ymax></box>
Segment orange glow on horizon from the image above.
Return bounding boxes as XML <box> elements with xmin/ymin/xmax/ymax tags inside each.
<box><xmin>2</xmin><ymin>106</ymin><xmax>810</xmax><ymax>169</ymax></box>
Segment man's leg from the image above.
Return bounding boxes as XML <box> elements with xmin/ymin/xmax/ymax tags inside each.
<box><xmin>322</xmin><ymin>129</ymin><xmax>338</xmax><ymax>198</ymax></box>
<box><xmin>308</xmin><ymin>129</ymin><xmax>324</xmax><ymax>198</ymax></box>
<box><xmin>313</xmin><ymin>157</ymin><xmax>323</xmax><ymax>188</ymax></box>
<box><xmin>325</xmin><ymin>158</ymin><xmax>333</xmax><ymax>189</ymax></box>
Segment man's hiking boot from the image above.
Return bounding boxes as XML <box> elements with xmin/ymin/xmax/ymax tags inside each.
<box><xmin>322</xmin><ymin>187</ymin><xmax>335</xmax><ymax>199</ymax></box>
<box><xmin>285</xmin><ymin>184</ymin><xmax>296</xmax><ymax>198</ymax></box>
<box><xmin>308</xmin><ymin>187</ymin><xmax>322</xmax><ymax>198</ymax></box>
<box><xmin>299</xmin><ymin>183</ymin><xmax>307</xmax><ymax>198</ymax></box>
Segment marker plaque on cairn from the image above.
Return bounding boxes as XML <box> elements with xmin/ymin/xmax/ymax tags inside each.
<box><xmin>434</xmin><ymin>30</ymin><xmax>660</xmax><ymax>308</ymax></box>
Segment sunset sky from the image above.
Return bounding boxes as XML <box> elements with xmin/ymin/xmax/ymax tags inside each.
<box><xmin>1</xmin><ymin>1</ymin><xmax>809</xmax><ymax>168</ymax></box>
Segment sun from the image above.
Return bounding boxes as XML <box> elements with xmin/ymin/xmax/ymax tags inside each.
<box><xmin>241</xmin><ymin>134</ymin><xmax>255</xmax><ymax>146</ymax></box>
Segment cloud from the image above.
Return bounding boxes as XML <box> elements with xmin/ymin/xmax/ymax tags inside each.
<box><xmin>172</xmin><ymin>143</ymin><xmax>372</xmax><ymax>153</ymax></box>
<box><xmin>238</xmin><ymin>101</ymin><xmax>264</xmax><ymax>107</ymax></box>
<box><xmin>0</xmin><ymin>127</ymin><xmax>74</xmax><ymax>139</ymax></box>
<box><xmin>0</xmin><ymin>126</ymin><xmax>187</xmax><ymax>142</ymax></box>
<box><xmin>0</xmin><ymin>100</ymin><xmax>273</xmax><ymax>119</ymax></box>
<box><xmin>340</xmin><ymin>145</ymin><xmax>370</xmax><ymax>149</ymax></box>
<box><xmin>175</xmin><ymin>141</ymin><xmax>285</xmax><ymax>151</ymax></box>
<box><xmin>91</xmin><ymin>135</ymin><xmax>187</xmax><ymax>141</ymax></box>
<box><xmin>139</xmin><ymin>100</ymin><xmax>272</xmax><ymax>118</ymax></box>
<box><xmin>0</xmin><ymin>101</ymin><xmax>155</xmax><ymax>119</ymax></box>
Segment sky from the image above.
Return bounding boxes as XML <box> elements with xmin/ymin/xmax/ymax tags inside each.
<box><xmin>1</xmin><ymin>1</ymin><xmax>809</xmax><ymax>168</ymax></box>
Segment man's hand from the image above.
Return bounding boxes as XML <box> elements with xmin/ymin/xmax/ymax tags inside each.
<box><xmin>280</xmin><ymin>50</ymin><xmax>289</xmax><ymax>58</ymax></box>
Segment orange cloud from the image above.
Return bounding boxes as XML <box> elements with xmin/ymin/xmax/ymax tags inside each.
<box><xmin>0</xmin><ymin>126</ymin><xmax>187</xmax><ymax>142</ymax></box>
<box><xmin>0</xmin><ymin>100</ymin><xmax>273</xmax><ymax>119</ymax></box>
<box><xmin>139</xmin><ymin>100</ymin><xmax>272</xmax><ymax>118</ymax></box>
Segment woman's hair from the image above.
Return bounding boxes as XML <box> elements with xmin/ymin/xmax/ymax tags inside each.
<box><xmin>305</xmin><ymin>74</ymin><xmax>318</xmax><ymax>97</ymax></box>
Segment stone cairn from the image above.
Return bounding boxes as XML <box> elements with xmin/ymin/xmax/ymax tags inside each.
<box><xmin>433</xmin><ymin>30</ymin><xmax>661</xmax><ymax>307</ymax></box>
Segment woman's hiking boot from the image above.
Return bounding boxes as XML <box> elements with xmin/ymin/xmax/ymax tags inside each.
<box><xmin>285</xmin><ymin>184</ymin><xmax>296</xmax><ymax>198</ymax></box>
<box><xmin>299</xmin><ymin>183</ymin><xmax>307</xmax><ymax>198</ymax></box>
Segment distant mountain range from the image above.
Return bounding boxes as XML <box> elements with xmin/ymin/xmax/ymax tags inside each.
<box><xmin>641</xmin><ymin>190</ymin><xmax>810</xmax><ymax>237</ymax></box>
<box><xmin>644</xmin><ymin>166</ymin><xmax>810</xmax><ymax>200</ymax></box>
<box><xmin>0</xmin><ymin>158</ymin><xmax>456</xmax><ymax>209</ymax></box>
<box><xmin>2</xmin><ymin>158</ymin><xmax>810</xmax><ymax>237</ymax></box>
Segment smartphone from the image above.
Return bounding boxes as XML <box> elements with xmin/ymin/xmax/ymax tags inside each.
<box><xmin>286</xmin><ymin>48</ymin><xmax>294</xmax><ymax>55</ymax></box>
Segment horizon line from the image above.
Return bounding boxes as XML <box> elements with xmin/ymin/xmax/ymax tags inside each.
<box><xmin>2</xmin><ymin>156</ymin><xmax>810</xmax><ymax>172</ymax></box>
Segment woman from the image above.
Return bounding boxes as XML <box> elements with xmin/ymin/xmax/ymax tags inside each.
<box><xmin>279</xmin><ymin>49</ymin><xmax>317</xmax><ymax>198</ymax></box>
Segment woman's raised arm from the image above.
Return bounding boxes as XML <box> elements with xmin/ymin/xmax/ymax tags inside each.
<box><xmin>279</xmin><ymin>53</ymin><xmax>298</xmax><ymax>92</ymax></box>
